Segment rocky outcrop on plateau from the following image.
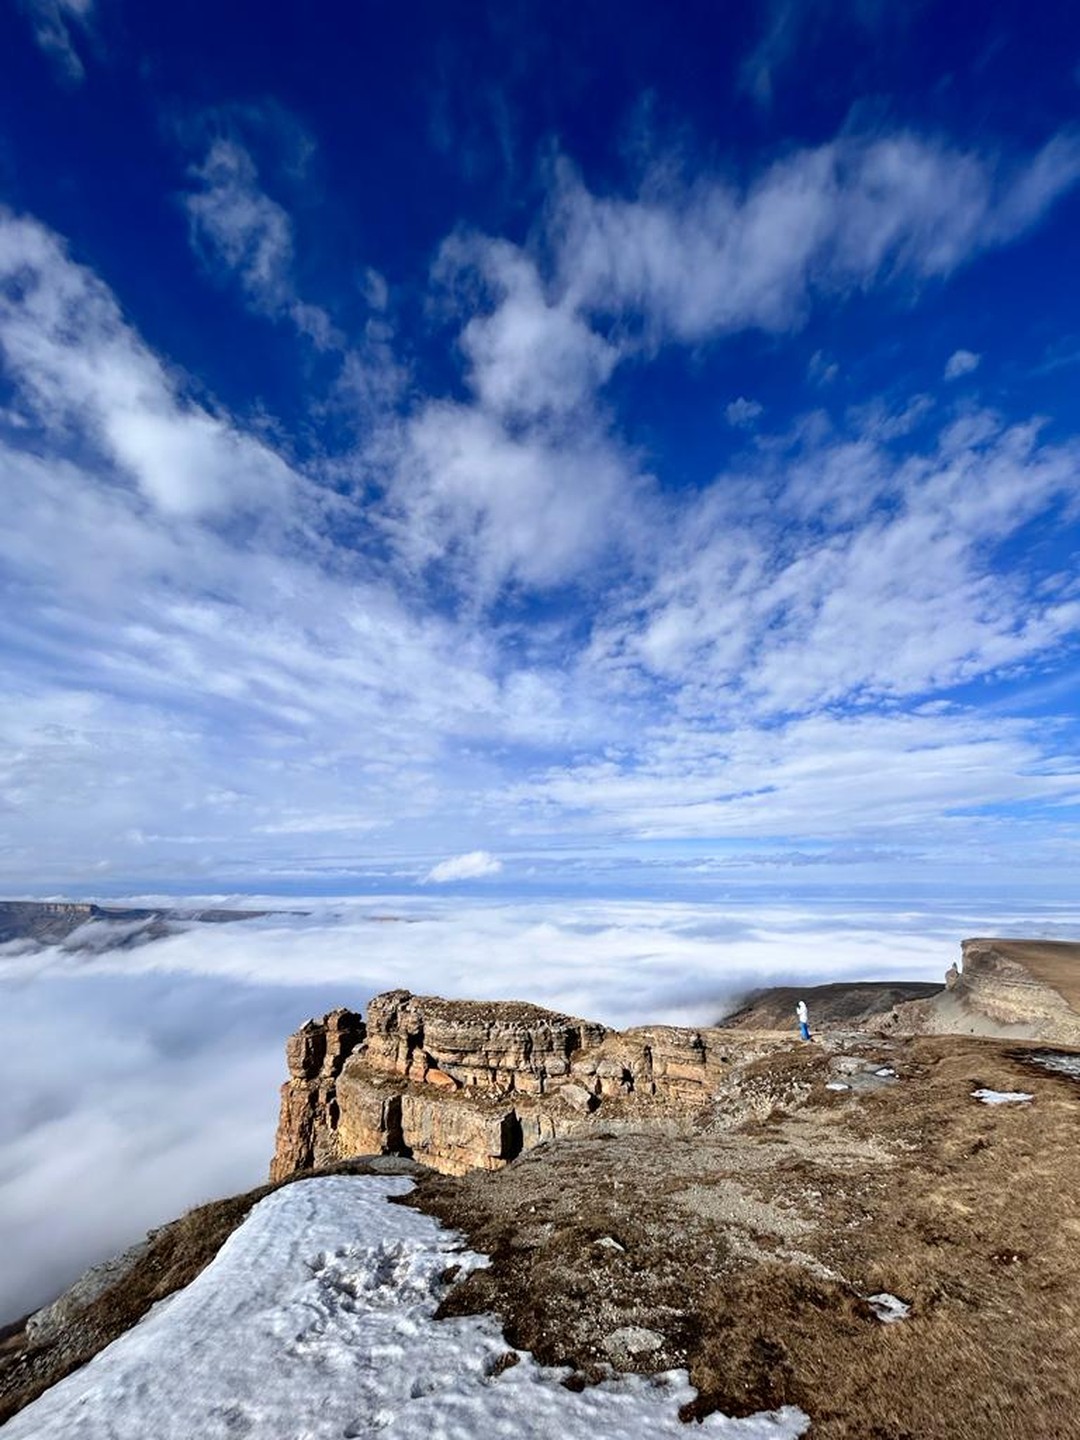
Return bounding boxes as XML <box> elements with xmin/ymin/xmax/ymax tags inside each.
<box><xmin>271</xmin><ymin>938</ymin><xmax>1080</xmax><ymax>1182</ymax></box>
<box><xmin>271</xmin><ymin>989</ymin><xmax>800</xmax><ymax>1179</ymax></box>
<box><xmin>883</xmin><ymin>938</ymin><xmax>1080</xmax><ymax>1045</ymax></box>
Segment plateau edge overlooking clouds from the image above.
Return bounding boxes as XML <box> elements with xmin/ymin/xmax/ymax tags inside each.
<box><xmin>0</xmin><ymin>0</ymin><xmax>1079</xmax><ymax>899</ymax></box>
<box><xmin>1</xmin><ymin>0</ymin><xmax>1080</xmax><ymax>1338</ymax></box>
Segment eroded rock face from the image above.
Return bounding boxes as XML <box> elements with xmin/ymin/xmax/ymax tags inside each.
<box><xmin>882</xmin><ymin>938</ymin><xmax>1080</xmax><ymax>1045</ymax></box>
<box><xmin>269</xmin><ymin>1008</ymin><xmax>366</xmax><ymax>1181</ymax></box>
<box><xmin>955</xmin><ymin>940</ymin><xmax>1080</xmax><ymax>1040</ymax></box>
<box><xmin>271</xmin><ymin>991</ymin><xmax>794</xmax><ymax>1178</ymax></box>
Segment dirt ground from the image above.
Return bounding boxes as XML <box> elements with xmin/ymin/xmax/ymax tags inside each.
<box><xmin>409</xmin><ymin>1033</ymin><xmax>1080</xmax><ymax>1439</ymax></box>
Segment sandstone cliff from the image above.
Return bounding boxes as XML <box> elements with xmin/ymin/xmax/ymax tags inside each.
<box><xmin>272</xmin><ymin>937</ymin><xmax>1080</xmax><ymax>1181</ymax></box>
<box><xmin>271</xmin><ymin>989</ymin><xmax>799</xmax><ymax>1179</ymax></box>
<box><xmin>884</xmin><ymin>937</ymin><xmax>1080</xmax><ymax>1045</ymax></box>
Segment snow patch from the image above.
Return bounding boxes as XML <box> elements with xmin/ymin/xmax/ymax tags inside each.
<box><xmin>866</xmin><ymin>1292</ymin><xmax>910</xmax><ymax>1323</ymax></box>
<box><xmin>5</xmin><ymin>1176</ymin><xmax>809</xmax><ymax>1439</ymax></box>
<box><xmin>1021</xmin><ymin>1052</ymin><xmax>1080</xmax><ymax>1081</ymax></box>
<box><xmin>972</xmin><ymin>1088</ymin><xmax>1033</xmax><ymax>1105</ymax></box>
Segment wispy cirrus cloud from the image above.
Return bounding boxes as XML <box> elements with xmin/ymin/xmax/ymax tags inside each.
<box><xmin>2</xmin><ymin>110</ymin><xmax>1080</xmax><ymax>891</ymax></box>
<box><xmin>180</xmin><ymin>123</ymin><xmax>406</xmax><ymax>415</ymax></box>
<box><xmin>17</xmin><ymin>0</ymin><xmax>93</xmax><ymax>82</ymax></box>
<box><xmin>367</xmin><ymin>125</ymin><xmax>1080</xmax><ymax>606</ymax></box>
<box><xmin>184</xmin><ymin>137</ymin><xmax>339</xmax><ymax>349</ymax></box>
<box><xmin>551</xmin><ymin>131</ymin><xmax>1080</xmax><ymax>342</ymax></box>
<box><xmin>0</xmin><ymin>212</ymin><xmax>297</xmax><ymax>519</ymax></box>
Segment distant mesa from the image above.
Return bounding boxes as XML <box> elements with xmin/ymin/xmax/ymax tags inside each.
<box><xmin>877</xmin><ymin>938</ymin><xmax>1080</xmax><ymax>1047</ymax></box>
<box><xmin>0</xmin><ymin>900</ymin><xmax>281</xmax><ymax>952</ymax></box>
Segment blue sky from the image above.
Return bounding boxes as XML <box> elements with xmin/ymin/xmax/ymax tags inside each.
<box><xmin>1</xmin><ymin>0</ymin><xmax>1079</xmax><ymax>899</ymax></box>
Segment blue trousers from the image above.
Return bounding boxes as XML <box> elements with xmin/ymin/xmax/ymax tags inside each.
<box><xmin>799</xmin><ymin>1022</ymin><xmax>811</xmax><ymax>1041</ymax></box>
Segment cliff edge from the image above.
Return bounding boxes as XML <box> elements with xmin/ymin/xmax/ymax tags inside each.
<box><xmin>272</xmin><ymin>937</ymin><xmax>1080</xmax><ymax>1182</ymax></box>
<box><xmin>883</xmin><ymin>937</ymin><xmax>1080</xmax><ymax>1045</ymax></box>
<box><xmin>270</xmin><ymin>989</ymin><xmax>799</xmax><ymax>1180</ymax></box>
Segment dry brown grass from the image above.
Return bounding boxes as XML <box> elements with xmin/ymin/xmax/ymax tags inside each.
<box><xmin>412</xmin><ymin>1034</ymin><xmax>1080</xmax><ymax>1439</ymax></box>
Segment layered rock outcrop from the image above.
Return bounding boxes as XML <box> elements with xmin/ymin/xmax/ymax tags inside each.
<box><xmin>271</xmin><ymin>990</ymin><xmax>797</xmax><ymax>1178</ymax></box>
<box><xmin>885</xmin><ymin>938</ymin><xmax>1080</xmax><ymax>1044</ymax></box>
<box><xmin>270</xmin><ymin>1008</ymin><xmax>366</xmax><ymax>1181</ymax></box>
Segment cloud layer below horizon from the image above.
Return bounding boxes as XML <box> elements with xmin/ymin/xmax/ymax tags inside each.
<box><xmin>3</xmin><ymin>893</ymin><xmax>1078</xmax><ymax>1324</ymax></box>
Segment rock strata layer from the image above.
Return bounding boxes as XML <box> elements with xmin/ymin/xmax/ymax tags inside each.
<box><xmin>884</xmin><ymin>938</ymin><xmax>1080</xmax><ymax>1045</ymax></box>
<box><xmin>271</xmin><ymin>990</ymin><xmax>797</xmax><ymax>1178</ymax></box>
<box><xmin>269</xmin><ymin>1008</ymin><xmax>366</xmax><ymax>1181</ymax></box>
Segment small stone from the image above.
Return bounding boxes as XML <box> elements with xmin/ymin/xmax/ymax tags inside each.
<box><xmin>486</xmin><ymin>1351</ymin><xmax>520</xmax><ymax>1378</ymax></box>
<box><xmin>603</xmin><ymin>1326</ymin><xmax>664</xmax><ymax>1362</ymax></box>
<box><xmin>556</xmin><ymin>1082</ymin><xmax>598</xmax><ymax>1113</ymax></box>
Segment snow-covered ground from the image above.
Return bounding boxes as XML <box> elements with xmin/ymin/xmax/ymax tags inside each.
<box><xmin>4</xmin><ymin>1177</ymin><xmax>809</xmax><ymax>1439</ymax></box>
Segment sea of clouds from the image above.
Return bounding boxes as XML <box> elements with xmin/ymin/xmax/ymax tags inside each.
<box><xmin>1</xmin><ymin>893</ymin><xmax>1076</xmax><ymax>1325</ymax></box>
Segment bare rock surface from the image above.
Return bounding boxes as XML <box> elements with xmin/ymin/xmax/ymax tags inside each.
<box><xmin>271</xmin><ymin>990</ymin><xmax>801</xmax><ymax>1178</ymax></box>
<box><xmin>882</xmin><ymin>938</ymin><xmax>1080</xmax><ymax>1045</ymax></box>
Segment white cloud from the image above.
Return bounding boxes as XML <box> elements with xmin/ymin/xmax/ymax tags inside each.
<box><xmin>583</xmin><ymin>407</ymin><xmax>1080</xmax><ymax>721</ymax></box>
<box><xmin>0</xmin><ymin>212</ymin><xmax>298</xmax><ymax>518</ymax></box>
<box><xmin>424</xmin><ymin>850</ymin><xmax>503</xmax><ymax>883</ymax></box>
<box><xmin>185</xmin><ymin>139</ymin><xmax>337</xmax><ymax>348</ymax></box>
<box><xmin>506</xmin><ymin>707</ymin><xmax>1080</xmax><ymax>842</ymax></box>
<box><xmin>944</xmin><ymin>348</ymin><xmax>981</xmax><ymax>380</ymax></box>
<box><xmin>440</xmin><ymin>236</ymin><xmax>619</xmax><ymax>419</ymax></box>
<box><xmin>1</xmin><ymin>167</ymin><xmax>1079</xmax><ymax>889</ymax></box>
<box><xmin>726</xmin><ymin>396</ymin><xmax>764</xmax><ymax>427</ymax></box>
<box><xmin>738</xmin><ymin>0</ymin><xmax>891</xmax><ymax>111</ymax></box>
<box><xmin>381</xmin><ymin>399</ymin><xmax>643</xmax><ymax>595</ymax></box>
<box><xmin>553</xmin><ymin>131</ymin><xmax>1080</xmax><ymax>342</ymax></box>
<box><xmin>17</xmin><ymin>0</ymin><xmax>93</xmax><ymax>81</ymax></box>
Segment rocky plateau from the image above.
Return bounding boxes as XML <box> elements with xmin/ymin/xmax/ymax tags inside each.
<box><xmin>271</xmin><ymin>937</ymin><xmax>1080</xmax><ymax>1180</ymax></box>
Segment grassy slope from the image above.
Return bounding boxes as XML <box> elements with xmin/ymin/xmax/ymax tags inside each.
<box><xmin>414</xmin><ymin>1034</ymin><xmax>1080</xmax><ymax>1439</ymax></box>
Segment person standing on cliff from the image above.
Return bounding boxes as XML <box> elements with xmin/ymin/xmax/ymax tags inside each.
<box><xmin>796</xmin><ymin>999</ymin><xmax>811</xmax><ymax>1041</ymax></box>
